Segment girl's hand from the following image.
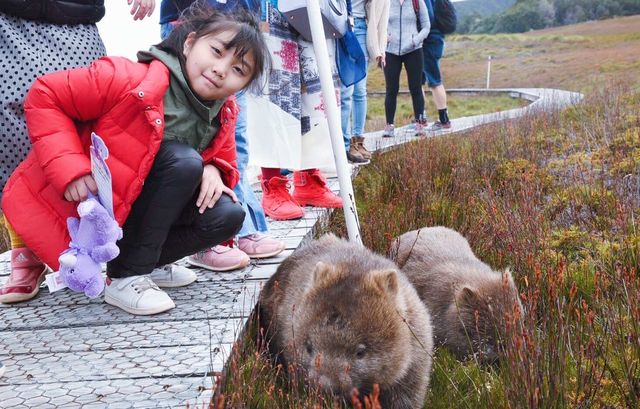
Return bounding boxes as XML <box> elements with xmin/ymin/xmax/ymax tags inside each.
<box><xmin>128</xmin><ymin>0</ymin><xmax>155</xmax><ymax>21</ymax></box>
<box><xmin>197</xmin><ymin>165</ymin><xmax>238</xmax><ymax>214</ymax></box>
<box><xmin>64</xmin><ymin>175</ymin><xmax>98</xmax><ymax>202</ymax></box>
<box><xmin>377</xmin><ymin>55</ymin><xmax>386</xmax><ymax>69</ymax></box>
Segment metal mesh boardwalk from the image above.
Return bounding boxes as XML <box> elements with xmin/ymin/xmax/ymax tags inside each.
<box><xmin>0</xmin><ymin>88</ymin><xmax>581</xmax><ymax>408</ymax></box>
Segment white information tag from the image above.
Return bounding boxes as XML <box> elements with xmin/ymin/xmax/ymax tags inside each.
<box><xmin>45</xmin><ymin>271</ymin><xmax>67</xmax><ymax>292</ymax></box>
<box><xmin>90</xmin><ymin>132</ymin><xmax>115</xmax><ymax>218</ymax></box>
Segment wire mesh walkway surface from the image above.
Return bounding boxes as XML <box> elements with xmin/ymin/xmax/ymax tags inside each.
<box><xmin>0</xmin><ymin>88</ymin><xmax>581</xmax><ymax>408</ymax></box>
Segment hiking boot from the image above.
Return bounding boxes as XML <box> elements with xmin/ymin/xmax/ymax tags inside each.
<box><xmin>238</xmin><ymin>233</ymin><xmax>286</xmax><ymax>259</ymax></box>
<box><xmin>0</xmin><ymin>247</ymin><xmax>49</xmax><ymax>304</ymax></box>
<box><xmin>105</xmin><ymin>275</ymin><xmax>175</xmax><ymax>315</ymax></box>
<box><xmin>261</xmin><ymin>176</ymin><xmax>304</xmax><ymax>220</ymax></box>
<box><xmin>352</xmin><ymin>136</ymin><xmax>372</xmax><ymax>160</ymax></box>
<box><xmin>292</xmin><ymin>170</ymin><xmax>343</xmax><ymax>208</ymax></box>
<box><xmin>428</xmin><ymin>121</ymin><xmax>452</xmax><ymax>131</ymax></box>
<box><xmin>346</xmin><ymin>144</ymin><xmax>368</xmax><ymax>164</ymax></box>
<box><xmin>148</xmin><ymin>264</ymin><xmax>197</xmax><ymax>288</ymax></box>
<box><xmin>186</xmin><ymin>245</ymin><xmax>250</xmax><ymax>272</ymax></box>
<box><xmin>382</xmin><ymin>124</ymin><xmax>395</xmax><ymax>138</ymax></box>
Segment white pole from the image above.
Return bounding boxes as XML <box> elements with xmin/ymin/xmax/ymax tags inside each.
<box><xmin>486</xmin><ymin>55</ymin><xmax>492</xmax><ymax>89</ymax></box>
<box><xmin>305</xmin><ymin>0</ymin><xmax>362</xmax><ymax>245</ymax></box>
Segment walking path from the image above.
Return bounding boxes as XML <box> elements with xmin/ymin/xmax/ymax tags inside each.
<box><xmin>0</xmin><ymin>88</ymin><xmax>582</xmax><ymax>408</ymax></box>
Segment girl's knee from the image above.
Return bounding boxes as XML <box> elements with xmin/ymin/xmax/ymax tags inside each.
<box><xmin>158</xmin><ymin>142</ymin><xmax>204</xmax><ymax>185</ymax></box>
<box><xmin>197</xmin><ymin>196</ymin><xmax>245</xmax><ymax>239</ymax></box>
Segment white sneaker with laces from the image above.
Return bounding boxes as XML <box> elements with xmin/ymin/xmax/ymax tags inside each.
<box><xmin>148</xmin><ymin>264</ymin><xmax>197</xmax><ymax>288</ymax></box>
<box><xmin>105</xmin><ymin>276</ymin><xmax>175</xmax><ymax>315</ymax></box>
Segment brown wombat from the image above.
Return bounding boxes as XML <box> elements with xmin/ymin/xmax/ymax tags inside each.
<box><xmin>258</xmin><ymin>234</ymin><xmax>434</xmax><ymax>408</ymax></box>
<box><xmin>393</xmin><ymin>226</ymin><xmax>522</xmax><ymax>364</ymax></box>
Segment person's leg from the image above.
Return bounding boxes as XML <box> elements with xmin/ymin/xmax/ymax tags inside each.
<box><xmin>0</xmin><ymin>16</ymin><xmax>104</xmax><ymax>304</ymax></box>
<box><xmin>341</xmin><ymin>82</ymin><xmax>366</xmax><ymax>163</ymax></box>
<box><xmin>384</xmin><ymin>52</ymin><xmax>402</xmax><ymax>126</ymax></box>
<box><xmin>423</xmin><ymin>37</ymin><xmax>451</xmax><ymax>129</ymax></box>
<box><xmin>159</xmin><ymin>194</ymin><xmax>245</xmax><ymax>266</ymax></box>
<box><xmin>340</xmin><ymin>83</ymin><xmax>355</xmax><ymax>147</ymax></box>
<box><xmin>351</xmin><ymin>18</ymin><xmax>369</xmax><ymax>138</ymax></box>
<box><xmin>107</xmin><ymin>141</ymin><xmax>205</xmax><ymax>278</ymax></box>
<box><xmin>404</xmin><ymin>49</ymin><xmax>425</xmax><ymax>123</ymax></box>
<box><xmin>233</xmin><ymin>94</ymin><xmax>285</xmax><ymax>258</ymax></box>
<box><xmin>105</xmin><ymin>141</ymin><xmax>236</xmax><ymax>315</ymax></box>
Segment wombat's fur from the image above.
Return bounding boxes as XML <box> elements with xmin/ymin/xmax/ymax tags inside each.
<box><xmin>259</xmin><ymin>234</ymin><xmax>434</xmax><ymax>408</ymax></box>
<box><xmin>393</xmin><ymin>226</ymin><xmax>522</xmax><ymax>364</ymax></box>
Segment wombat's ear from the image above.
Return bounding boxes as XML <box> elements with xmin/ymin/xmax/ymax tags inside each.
<box><xmin>456</xmin><ymin>286</ymin><xmax>482</xmax><ymax>310</ymax></box>
<box><xmin>367</xmin><ymin>269</ymin><xmax>399</xmax><ymax>296</ymax></box>
<box><xmin>312</xmin><ymin>262</ymin><xmax>342</xmax><ymax>288</ymax></box>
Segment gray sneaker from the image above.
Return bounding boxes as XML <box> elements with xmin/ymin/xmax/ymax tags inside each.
<box><xmin>427</xmin><ymin>121</ymin><xmax>452</xmax><ymax>132</ymax></box>
<box><xmin>382</xmin><ymin>124</ymin><xmax>395</xmax><ymax>137</ymax></box>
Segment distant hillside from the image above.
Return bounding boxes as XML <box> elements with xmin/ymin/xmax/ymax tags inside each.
<box><xmin>458</xmin><ymin>0</ymin><xmax>640</xmax><ymax>34</ymax></box>
<box><xmin>455</xmin><ymin>0</ymin><xmax>516</xmax><ymax>19</ymax></box>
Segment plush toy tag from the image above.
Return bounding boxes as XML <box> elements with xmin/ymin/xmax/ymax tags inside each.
<box><xmin>90</xmin><ymin>132</ymin><xmax>115</xmax><ymax>219</ymax></box>
<box><xmin>45</xmin><ymin>271</ymin><xmax>67</xmax><ymax>292</ymax></box>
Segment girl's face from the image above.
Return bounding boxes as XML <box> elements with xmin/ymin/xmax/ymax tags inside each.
<box><xmin>182</xmin><ymin>30</ymin><xmax>255</xmax><ymax>101</ymax></box>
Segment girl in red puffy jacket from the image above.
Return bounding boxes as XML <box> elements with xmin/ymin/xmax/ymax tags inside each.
<box><xmin>1</xmin><ymin>5</ymin><xmax>271</xmax><ymax>315</ymax></box>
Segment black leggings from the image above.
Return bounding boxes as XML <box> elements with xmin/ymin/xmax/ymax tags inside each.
<box><xmin>384</xmin><ymin>48</ymin><xmax>424</xmax><ymax>124</ymax></box>
<box><xmin>107</xmin><ymin>141</ymin><xmax>245</xmax><ymax>278</ymax></box>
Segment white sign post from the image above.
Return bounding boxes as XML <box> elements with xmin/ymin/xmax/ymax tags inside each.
<box><xmin>305</xmin><ymin>0</ymin><xmax>362</xmax><ymax>245</ymax></box>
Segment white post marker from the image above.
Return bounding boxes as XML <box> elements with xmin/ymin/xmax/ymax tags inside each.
<box><xmin>305</xmin><ymin>0</ymin><xmax>362</xmax><ymax>245</ymax></box>
<box><xmin>486</xmin><ymin>55</ymin><xmax>492</xmax><ymax>89</ymax></box>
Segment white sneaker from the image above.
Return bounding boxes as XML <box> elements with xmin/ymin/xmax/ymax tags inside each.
<box><xmin>105</xmin><ymin>276</ymin><xmax>175</xmax><ymax>315</ymax></box>
<box><xmin>148</xmin><ymin>264</ymin><xmax>197</xmax><ymax>288</ymax></box>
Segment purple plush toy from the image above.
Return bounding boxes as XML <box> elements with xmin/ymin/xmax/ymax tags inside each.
<box><xmin>58</xmin><ymin>195</ymin><xmax>123</xmax><ymax>298</ymax></box>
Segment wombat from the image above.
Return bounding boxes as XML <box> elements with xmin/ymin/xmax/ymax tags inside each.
<box><xmin>393</xmin><ymin>226</ymin><xmax>522</xmax><ymax>364</ymax></box>
<box><xmin>258</xmin><ymin>234</ymin><xmax>434</xmax><ymax>408</ymax></box>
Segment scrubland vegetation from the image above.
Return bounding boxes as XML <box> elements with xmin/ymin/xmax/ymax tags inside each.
<box><xmin>215</xmin><ymin>17</ymin><xmax>639</xmax><ymax>408</ymax></box>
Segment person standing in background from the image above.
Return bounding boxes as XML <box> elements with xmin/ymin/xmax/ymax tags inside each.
<box><xmin>422</xmin><ymin>0</ymin><xmax>450</xmax><ymax>130</ymax></box>
<box><xmin>339</xmin><ymin>0</ymin><xmax>389</xmax><ymax>164</ymax></box>
<box><xmin>382</xmin><ymin>0</ymin><xmax>430</xmax><ymax>137</ymax></box>
<box><xmin>0</xmin><ymin>0</ymin><xmax>156</xmax><ymax>304</ymax></box>
<box><xmin>160</xmin><ymin>0</ymin><xmax>285</xmax><ymax>272</ymax></box>
<box><xmin>247</xmin><ymin>0</ymin><xmax>344</xmax><ymax>221</ymax></box>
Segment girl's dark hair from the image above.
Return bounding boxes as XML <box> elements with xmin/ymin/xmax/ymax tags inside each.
<box><xmin>157</xmin><ymin>1</ymin><xmax>271</xmax><ymax>94</ymax></box>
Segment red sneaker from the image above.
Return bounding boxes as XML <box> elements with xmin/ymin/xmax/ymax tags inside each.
<box><xmin>261</xmin><ymin>176</ymin><xmax>305</xmax><ymax>220</ymax></box>
<box><xmin>0</xmin><ymin>247</ymin><xmax>49</xmax><ymax>304</ymax></box>
<box><xmin>292</xmin><ymin>170</ymin><xmax>343</xmax><ymax>208</ymax></box>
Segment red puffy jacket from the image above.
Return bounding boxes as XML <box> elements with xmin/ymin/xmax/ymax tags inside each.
<box><xmin>2</xmin><ymin>56</ymin><xmax>240</xmax><ymax>270</ymax></box>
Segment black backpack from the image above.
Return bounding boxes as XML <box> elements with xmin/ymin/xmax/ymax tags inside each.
<box><xmin>434</xmin><ymin>0</ymin><xmax>457</xmax><ymax>35</ymax></box>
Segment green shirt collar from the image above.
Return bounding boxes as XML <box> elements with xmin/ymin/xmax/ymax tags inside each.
<box><xmin>137</xmin><ymin>46</ymin><xmax>223</xmax><ymax>123</ymax></box>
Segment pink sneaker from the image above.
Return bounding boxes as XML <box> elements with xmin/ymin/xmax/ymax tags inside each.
<box><xmin>237</xmin><ymin>233</ymin><xmax>285</xmax><ymax>259</ymax></box>
<box><xmin>186</xmin><ymin>245</ymin><xmax>250</xmax><ymax>272</ymax></box>
<box><xmin>0</xmin><ymin>247</ymin><xmax>49</xmax><ymax>304</ymax></box>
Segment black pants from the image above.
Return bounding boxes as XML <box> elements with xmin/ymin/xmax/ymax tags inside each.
<box><xmin>384</xmin><ymin>48</ymin><xmax>424</xmax><ymax>124</ymax></box>
<box><xmin>107</xmin><ymin>141</ymin><xmax>245</xmax><ymax>278</ymax></box>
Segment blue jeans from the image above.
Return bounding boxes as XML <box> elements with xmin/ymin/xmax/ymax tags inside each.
<box><xmin>340</xmin><ymin>17</ymin><xmax>369</xmax><ymax>148</ymax></box>
<box><xmin>233</xmin><ymin>92</ymin><xmax>270</xmax><ymax>237</ymax></box>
